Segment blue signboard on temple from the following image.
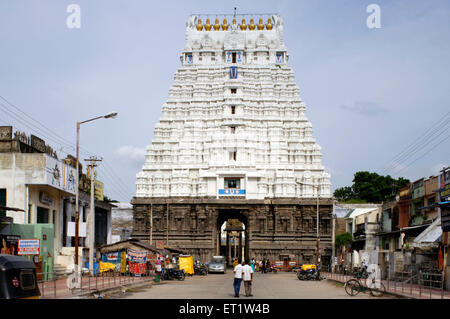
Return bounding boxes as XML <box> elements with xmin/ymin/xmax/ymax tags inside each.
<box><xmin>218</xmin><ymin>189</ymin><xmax>246</xmax><ymax>195</ymax></box>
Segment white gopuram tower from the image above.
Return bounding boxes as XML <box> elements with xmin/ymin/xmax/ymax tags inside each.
<box><xmin>132</xmin><ymin>14</ymin><xmax>333</xmax><ymax>265</ymax></box>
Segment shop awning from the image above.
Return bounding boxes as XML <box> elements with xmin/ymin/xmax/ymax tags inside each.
<box><xmin>399</xmin><ymin>224</ymin><xmax>430</xmax><ymax>231</ymax></box>
<box><xmin>412</xmin><ymin>217</ymin><xmax>441</xmax><ymax>248</ymax></box>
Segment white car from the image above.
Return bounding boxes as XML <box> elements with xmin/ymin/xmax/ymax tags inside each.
<box><xmin>208</xmin><ymin>256</ymin><xmax>226</xmax><ymax>274</ymax></box>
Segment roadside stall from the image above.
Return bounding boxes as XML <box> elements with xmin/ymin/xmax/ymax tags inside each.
<box><xmin>99</xmin><ymin>239</ymin><xmax>159</xmax><ymax>276</ymax></box>
<box><xmin>127</xmin><ymin>249</ymin><xmax>147</xmax><ymax>276</ymax></box>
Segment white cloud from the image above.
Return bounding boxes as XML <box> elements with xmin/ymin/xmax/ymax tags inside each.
<box><xmin>115</xmin><ymin>145</ymin><xmax>146</xmax><ymax>165</ymax></box>
<box><xmin>339</xmin><ymin>101</ymin><xmax>388</xmax><ymax>117</ymax></box>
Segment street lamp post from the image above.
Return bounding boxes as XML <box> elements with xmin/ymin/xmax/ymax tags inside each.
<box><xmin>296</xmin><ymin>181</ymin><xmax>320</xmax><ymax>268</ymax></box>
<box><xmin>74</xmin><ymin>112</ymin><xmax>117</xmax><ymax>273</ymax></box>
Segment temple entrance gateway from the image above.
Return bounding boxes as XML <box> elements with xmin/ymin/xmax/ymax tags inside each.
<box><xmin>131</xmin><ymin>198</ymin><xmax>334</xmax><ymax>269</ymax></box>
<box><xmin>216</xmin><ymin>209</ymin><xmax>248</xmax><ymax>265</ymax></box>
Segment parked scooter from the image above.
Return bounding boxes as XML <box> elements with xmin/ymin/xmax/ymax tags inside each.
<box><xmin>162</xmin><ymin>268</ymin><xmax>186</xmax><ymax>281</ymax></box>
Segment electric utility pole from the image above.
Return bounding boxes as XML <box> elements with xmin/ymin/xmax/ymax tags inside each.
<box><xmin>85</xmin><ymin>156</ymin><xmax>102</xmax><ymax>275</ymax></box>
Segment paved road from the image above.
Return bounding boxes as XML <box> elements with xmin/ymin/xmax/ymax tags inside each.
<box><xmin>114</xmin><ymin>271</ymin><xmax>396</xmax><ymax>299</ymax></box>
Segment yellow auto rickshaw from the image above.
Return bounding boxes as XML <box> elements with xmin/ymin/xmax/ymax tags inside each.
<box><xmin>300</xmin><ymin>264</ymin><xmax>317</xmax><ymax>271</ymax></box>
<box><xmin>0</xmin><ymin>254</ymin><xmax>41</xmax><ymax>299</ymax></box>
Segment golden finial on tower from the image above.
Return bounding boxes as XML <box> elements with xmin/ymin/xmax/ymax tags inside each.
<box><xmin>249</xmin><ymin>18</ymin><xmax>256</xmax><ymax>30</ymax></box>
<box><xmin>205</xmin><ymin>18</ymin><xmax>212</xmax><ymax>31</ymax></box>
<box><xmin>266</xmin><ymin>18</ymin><xmax>273</xmax><ymax>30</ymax></box>
<box><xmin>222</xmin><ymin>18</ymin><xmax>229</xmax><ymax>30</ymax></box>
<box><xmin>240</xmin><ymin>18</ymin><xmax>247</xmax><ymax>30</ymax></box>
<box><xmin>196</xmin><ymin>18</ymin><xmax>203</xmax><ymax>31</ymax></box>
<box><xmin>257</xmin><ymin>18</ymin><xmax>264</xmax><ymax>30</ymax></box>
<box><xmin>213</xmin><ymin>18</ymin><xmax>220</xmax><ymax>31</ymax></box>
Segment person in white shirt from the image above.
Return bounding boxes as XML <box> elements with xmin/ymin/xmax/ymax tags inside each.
<box><xmin>233</xmin><ymin>261</ymin><xmax>244</xmax><ymax>297</ymax></box>
<box><xmin>242</xmin><ymin>260</ymin><xmax>254</xmax><ymax>297</ymax></box>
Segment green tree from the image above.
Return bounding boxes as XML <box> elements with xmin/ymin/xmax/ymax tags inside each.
<box><xmin>333</xmin><ymin>186</ymin><xmax>355</xmax><ymax>202</ymax></box>
<box><xmin>334</xmin><ymin>171</ymin><xmax>410</xmax><ymax>203</ymax></box>
<box><xmin>335</xmin><ymin>232</ymin><xmax>353</xmax><ymax>248</ymax></box>
<box><xmin>103</xmin><ymin>195</ymin><xmax>119</xmax><ymax>203</ymax></box>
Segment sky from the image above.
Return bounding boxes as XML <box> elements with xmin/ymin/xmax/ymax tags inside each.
<box><xmin>0</xmin><ymin>0</ymin><xmax>449</xmax><ymax>202</ymax></box>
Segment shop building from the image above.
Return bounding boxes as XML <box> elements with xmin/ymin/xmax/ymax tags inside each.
<box><xmin>0</xmin><ymin>126</ymin><xmax>114</xmax><ymax>274</ymax></box>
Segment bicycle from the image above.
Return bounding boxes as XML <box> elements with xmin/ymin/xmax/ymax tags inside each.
<box><xmin>344</xmin><ymin>272</ymin><xmax>386</xmax><ymax>297</ymax></box>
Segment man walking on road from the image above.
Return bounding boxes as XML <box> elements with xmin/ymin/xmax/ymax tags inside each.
<box><xmin>243</xmin><ymin>260</ymin><xmax>254</xmax><ymax>297</ymax></box>
<box><xmin>233</xmin><ymin>261</ymin><xmax>244</xmax><ymax>297</ymax></box>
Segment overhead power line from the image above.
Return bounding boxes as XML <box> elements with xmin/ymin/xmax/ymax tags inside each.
<box><xmin>0</xmin><ymin>94</ymin><xmax>134</xmax><ymax>201</ymax></box>
<box><xmin>378</xmin><ymin>110</ymin><xmax>450</xmax><ymax>176</ymax></box>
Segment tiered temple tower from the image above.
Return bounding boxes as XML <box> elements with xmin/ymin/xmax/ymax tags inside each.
<box><xmin>132</xmin><ymin>14</ymin><xmax>333</xmax><ymax>266</ymax></box>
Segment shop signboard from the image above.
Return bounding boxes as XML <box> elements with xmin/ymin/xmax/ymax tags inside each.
<box><xmin>439</xmin><ymin>184</ymin><xmax>450</xmax><ymax>202</ymax></box>
<box><xmin>94</xmin><ymin>180</ymin><xmax>104</xmax><ymax>201</ymax></box>
<box><xmin>0</xmin><ymin>235</ymin><xmax>20</xmax><ymax>255</ymax></box>
<box><xmin>39</xmin><ymin>192</ymin><xmax>53</xmax><ymax>206</ymax></box>
<box><xmin>439</xmin><ymin>168</ymin><xmax>450</xmax><ymax>232</ymax></box>
<box><xmin>106</xmin><ymin>252</ymin><xmax>119</xmax><ymax>262</ymax></box>
<box><xmin>45</xmin><ymin>155</ymin><xmax>76</xmax><ymax>195</ymax></box>
<box><xmin>17</xmin><ymin>239</ymin><xmax>40</xmax><ymax>255</ymax></box>
<box><xmin>127</xmin><ymin>249</ymin><xmax>147</xmax><ymax>263</ymax></box>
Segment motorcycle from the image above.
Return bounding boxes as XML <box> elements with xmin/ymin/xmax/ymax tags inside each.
<box><xmin>267</xmin><ymin>265</ymin><xmax>278</xmax><ymax>273</ymax></box>
<box><xmin>352</xmin><ymin>265</ymin><xmax>369</xmax><ymax>279</ymax></box>
<box><xmin>194</xmin><ymin>264</ymin><xmax>208</xmax><ymax>276</ymax></box>
<box><xmin>297</xmin><ymin>268</ymin><xmax>323</xmax><ymax>281</ymax></box>
<box><xmin>162</xmin><ymin>268</ymin><xmax>186</xmax><ymax>281</ymax></box>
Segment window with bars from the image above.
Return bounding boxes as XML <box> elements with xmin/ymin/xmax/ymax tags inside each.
<box><xmin>224</xmin><ymin>178</ymin><xmax>240</xmax><ymax>189</ymax></box>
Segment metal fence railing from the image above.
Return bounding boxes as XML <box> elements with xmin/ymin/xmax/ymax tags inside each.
<box><xmin>325</xmin><ymin>269</ymin><xmax>449</xmax><ymax>299</ymax></box>
<box><xmin>36</xmin><ymin>270</ymin><xmax>154</xmax><ymax>299</ymax></box>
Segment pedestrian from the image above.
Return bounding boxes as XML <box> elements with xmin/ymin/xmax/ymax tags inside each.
<box><xmin>233</xmin><ymin>258</ymin><xmax>238</xmax><ymax>268</ymax></box>
<box><xmin>261</xmin><ymin>259</ymin><xmax>266</xmax><ymax>273</ymax></box>
<box><xmin>250</xmin><ymin>258</ymin><xmax>255</xmax><ymax>272</ymax></box>
<box><xmin>266</xmin><ymin>259</ymin><xmax>271</xmax><ymax>272</ymax></box>
<box><xmin>242</xmin><ymin>260</ymin><xmax>254</xmax><ymax>297</ymax></box>
<box><xmin>233</xmin><ymin>260</ymin><xmax>244</xmax><ymax>297</ymax></box>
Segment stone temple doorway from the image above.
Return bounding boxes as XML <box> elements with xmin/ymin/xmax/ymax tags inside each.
<box><xmin>216</xmin><ymin>209</ymin><xmax>249</xmax><ymax>266</ymax></box>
